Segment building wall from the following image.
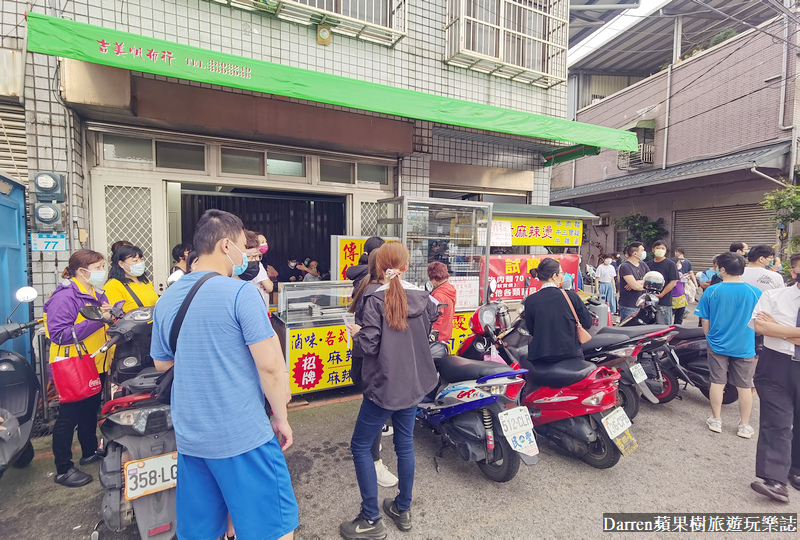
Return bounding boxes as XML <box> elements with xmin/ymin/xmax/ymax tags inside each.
<box><xmin>552</xmin><ymin>20</ymin><xmax>793</xmax><ymax>191</ymax></box>
<box><xmin>2</xmin><ymin>0</ymin><xmax>562</xmax><ymax>311</ymax></box>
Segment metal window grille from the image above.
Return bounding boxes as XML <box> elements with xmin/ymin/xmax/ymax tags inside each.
<box><xmin>360</xmin><ymin>202</ymin><xmax>378</xmax><ymax>236</ymax></box>
<box><xmin>0</xmin><ymin>104</ymin><xmax>27</xmax><ymax>183</ymax></box>
<box><xmin>104</xmin><ymin>185</ymin><xmax>154</xmax><ymax>268</ymax></box>
<box><xmin>224</xmin><ymin>0</ymin><xmax>407</xmax><ymax>47</ymax></box>
<box><xmin>445</xmin><ymin>0</ymin><xmax>568</xmax><ymax>87</ymax></box>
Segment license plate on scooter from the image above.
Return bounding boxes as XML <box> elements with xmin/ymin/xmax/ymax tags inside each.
<box><xmin>630</xmin><ymin>362</ymin><xmax>647</xmax><ymax>384</ymax></box>
<box><xmin>498</xmin><ymin>407</ymin><xmax>539</xmax><ymax>457</ymax></box>
<box><xmin>124</xmin><ymin>452</ymin><xmax>178</xmax><ymax>501</ymax></box>
<box><xmin>601</xmin><ymin>407</ymin><xmax>638</xmax><ymax>456</ymax></box>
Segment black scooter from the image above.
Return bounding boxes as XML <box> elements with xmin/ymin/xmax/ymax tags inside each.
<box><xmin>0</xmin><ymin>287</ymin><xmax>41</xmax><ymax>479</ymax></box>
<box><xmin>669</xmin><ymin>325</ymin><xmax>738</xmax><ymax>404</ymax></box>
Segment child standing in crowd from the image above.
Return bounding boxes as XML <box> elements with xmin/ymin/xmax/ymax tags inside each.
<box><xmin>341</xmin><ymin>242</ymin><xmax>439</xmax><ymax>540</ymax></box>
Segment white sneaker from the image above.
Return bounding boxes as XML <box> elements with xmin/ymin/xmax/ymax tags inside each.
<box><xmin>374</xmin><ymin>459</ymin><xmax>398</xmax><ymax>488</ymax></box>
<box><xmin>706</xmin><ymin>417</ymin><xmax>722</xmax><ymax>433</ymax></box>
<box><xmin>382</xmin><ymin>424</ymin><xmax>394</xmax><ymax>437</ymax></box>
<box><xmin>737</xmin><ymin>424</ymin><xmax>755</xmax><ymax>439</ymax></box>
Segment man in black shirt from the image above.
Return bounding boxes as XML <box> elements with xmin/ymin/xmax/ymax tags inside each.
<box><xmin>618</xmin><ymin>242</ymin><xmax>650</xmax><ymax>320</ymax></box>
<box><xmin>648</xmin><ymin>240</ymin><xmax>680</xmax><ymax>324</ymax></box>
<box><xmin>277</xmin><ymin>255</ymin><xmax>303</xmax><ymax>282</ymax></box>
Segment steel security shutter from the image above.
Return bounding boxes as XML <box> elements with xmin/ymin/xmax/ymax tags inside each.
<box><xmin>0</xmin><ymin>103</ymin><xmax>27</xmax><ymax>183</ymax></box>
<box><xmin>673</xmin><ymin>205</ymin><xmax>776</xmax><ymax>271</ymax></box>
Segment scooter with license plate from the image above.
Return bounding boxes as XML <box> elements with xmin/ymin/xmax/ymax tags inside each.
<box><xmin>79</xmin><ymin>305</ymin><xmax>176</xmax><ymax>540</ymax></box>
<box><xmin>417</xmin><ymin>341</ymin><xmax>536</xmax><ymax>483</ymax></box>
<box><xmin>0</xmin><ymin>287</ymin><xmax>41</xmax><ymax>480</ymax></box>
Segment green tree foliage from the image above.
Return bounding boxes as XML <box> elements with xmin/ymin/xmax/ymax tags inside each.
<box><xmin>613</xmin><ymin>213</ymin><xmax>669</xmax><ymax>251</ymax></box>
<box><xmin>761</xmin><ymin>184</ymin><xmax>800</xmax><ymax>227</ymax></box>
<box><xmin>709</xmin><ymin>28</ymin><xmax>738</xmax><ymax>48</ymax></box>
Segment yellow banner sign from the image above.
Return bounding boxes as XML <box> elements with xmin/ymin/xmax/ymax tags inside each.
<box><xmin>288</xmin><ymin>324</ymin><xmax>352</xmax><ymax>395</ymax></box>
<box><xmin>336</xmin><ymin>237</ymin><xmax>366</xmax><ymax>282</ymax></box>
<box><xmin>495</xmin><ymin>216</ymin><xmax>583</xmax><ymax>247</ymax></box>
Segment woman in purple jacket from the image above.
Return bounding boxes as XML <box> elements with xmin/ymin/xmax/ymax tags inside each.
<box><xmin>44</xmin><ymin>249</ymin><xmax>112</xmax><ymax>487</ymax></box>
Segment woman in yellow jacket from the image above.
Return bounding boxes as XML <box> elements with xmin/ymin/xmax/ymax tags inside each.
<box><xmin>43</xmin><ymin>249</ymin><xmax>113</xmax><ymax>487</ymax></box>
<box><xmin>104</xmin><ymin>244</ymin><xmax>159</xmax><ymax>311</ymax></box>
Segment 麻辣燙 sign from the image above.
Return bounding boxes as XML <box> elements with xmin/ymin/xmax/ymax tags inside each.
<box><xmin>495</xmin><ymin>216</ymin><xmax>584</xmax><ymax>247</ymax></box>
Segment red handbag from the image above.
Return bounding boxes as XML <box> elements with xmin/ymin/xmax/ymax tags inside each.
<box><xmin>50</xmin><ymin>329</ymin><xmax>102</xmax><ymax>403</ymax></box>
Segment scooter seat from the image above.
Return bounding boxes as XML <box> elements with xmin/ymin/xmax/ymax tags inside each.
<box><xmin>582</xmin><ymin>333</ymin><xmax>630</xmax><ymax>352</ymax></box>
<box><xmin>527</xmin><ymin>358</ymin><xmax>596</xmax><ymax>388</ymax></box>
<box><xmin>673</xmin><ymin>325</ymin><xmax>705</xmax><ymax>341</ymax></box>
<box><xmin>435</xmin><ymin>355</ymin><xmax>512</xmax><ymax>383</ymax></box>
<box><xmin>598</xmin><ymin>325</ymin><xmax>670</xmax><ymax>338</ymax></box>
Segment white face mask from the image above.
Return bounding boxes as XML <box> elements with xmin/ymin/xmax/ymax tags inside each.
<box><xmin>126</xmin><ymin>261</ymin><xmax>146</xmax><ymax>277</ymax></box>
<box><xmin>604</xmin><ymin>258</ymin><xmax>612</xmax><ymax>265</ymax></box>
<box><xmin>81</xmin><ymin>267</ymin><xmax>106</xmax><ymax>288</ymax></box>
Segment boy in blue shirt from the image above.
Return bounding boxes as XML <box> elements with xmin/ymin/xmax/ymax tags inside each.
<box><xmin>695</xmin><ymin>252</ymin><xmax>762</xmax><ymax>439</ymax></box>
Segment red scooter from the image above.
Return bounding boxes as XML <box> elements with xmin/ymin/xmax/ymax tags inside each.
<box><xmin>457</xmin><ymin>293</ymin><xmax>638</xmax><ymax>468</ymax></box>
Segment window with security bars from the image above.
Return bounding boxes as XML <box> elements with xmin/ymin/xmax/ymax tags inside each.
<box><xmin>104</xmin><ymin>185</ymin><xmax>154</xmax><ymax>270</ymax></box>
<box><xmin>445</xmin><ymin>0</ymin><xmax>568</xmax><ymax>87</ymax></box>
<box><xmin>360</xmin><ymin>202</ymin><xmax>379</xmax><ymax>237</ymax></box>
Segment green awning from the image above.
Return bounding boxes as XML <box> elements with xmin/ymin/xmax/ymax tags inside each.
<box><xmin>622</xmin><ymin>119</ymin><xmax>656</xmax><ymax>131</ymax></box>
<box><xmin>542</xmin><ymin>144</ymin><xmax>601</xmax><ymax>167</ymax></box>
<box><xmin>492</xmin><ymin>203</ymin><xmax>599</xmax><ymax>221</ymax></box>
<box><xmin>26</xmin><ymin>13</ymin><xmax>639</xmax><ymax>152</ymax></box>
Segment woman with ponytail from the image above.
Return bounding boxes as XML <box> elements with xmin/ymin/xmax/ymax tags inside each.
<box><xmin>340</xmin><ymin>242</ymin><xmax>439</xmax><ymax>540</ymax></box>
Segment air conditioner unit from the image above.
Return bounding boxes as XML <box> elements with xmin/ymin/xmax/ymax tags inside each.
<box><xmin>598</xmin><ymin>216</ymin><xmax>610</xmax><ymax>227</ymax></box>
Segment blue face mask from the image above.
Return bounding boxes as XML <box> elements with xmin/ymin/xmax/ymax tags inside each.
<box><xmin>226</xmin><ymin>241</ymin><xmax>248</xmax><ymax>277</ymax></box>
<box><xmin>766</xmin><ymin>260</ymin><xmax>775</xmax><ymax>269</ymax></box>
<box><xmin>714</xmin><ymin>269</ymin><xmax>723</xmax><ymax>278</ymax></box>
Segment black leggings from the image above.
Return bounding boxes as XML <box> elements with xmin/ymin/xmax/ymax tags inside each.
<box><xmin>52</xmin><ymin>375</ymin><xmax>104</xmax><ymax>474</ymax></box>
<box><xmin>673</xmin><ymin>307</ymin><xmax>686</xmax><ymax>325</ymax></box>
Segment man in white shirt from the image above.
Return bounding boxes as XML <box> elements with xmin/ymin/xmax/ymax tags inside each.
<box><xmin>749</xmin><ymin>253</ymin><xmax>800</xmax><ymax>503</ymax></box>
<box><xmin>742</xmin><ymin>245</ymin><xmax>784</xmax><ymax>292</ymax></box>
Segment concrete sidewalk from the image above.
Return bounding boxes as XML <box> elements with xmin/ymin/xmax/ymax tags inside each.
<box><xmin>0</xmin><ymin>379</ymin><xmax>793</xmax><ymax>540</ymax></box>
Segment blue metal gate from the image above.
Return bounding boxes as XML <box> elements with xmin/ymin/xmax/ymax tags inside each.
<box><xmin>0</xmin><ymin>171</ymin><xmax>31</xmax><ymax>359</ymax></box>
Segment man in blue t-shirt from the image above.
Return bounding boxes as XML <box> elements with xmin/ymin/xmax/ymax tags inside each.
<box><xmin>151</xmin><ymin>209</ymin><xmax>298</xmax><ymax>540</ymax></box>
<box><xmin>695</xmin><ymin>252</ymin><xmax>762</xmax><ymax>440</ymax></box>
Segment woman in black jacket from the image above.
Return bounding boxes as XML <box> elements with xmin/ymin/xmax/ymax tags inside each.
<box><xmin>523</xmin><ymin>258</ymin><xmax>593</xmax><ymax>366</ymax></box>
<box><xmin>341</xmin><ymin>241</ymin><xmax>439</xmax><ymax>540</ymax></box>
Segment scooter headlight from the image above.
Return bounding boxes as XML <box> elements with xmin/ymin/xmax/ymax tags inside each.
<box><xmin>110</xmin><ymin>410</ymin><xmax>137</xmax><ymax>425</ymax></box>
<box><xmin>0</xmin><ymin>362</ymin><xmax>14</xmax><ymax>371</ymax></box>
<box><xmin>131</xmin><ymin>406</ymin><xmax>172</xmax><ymax>435</ymax></box>
<box><xmin>582</xmin><ymin>391</ymin><xmax>605</xmax><ymax>406</ymax></box>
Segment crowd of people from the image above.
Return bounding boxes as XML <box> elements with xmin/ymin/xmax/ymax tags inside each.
<box><xmin>38</xmin><ymin>220</ymin><xmax>800</xmax><ymax>539</ymax></box>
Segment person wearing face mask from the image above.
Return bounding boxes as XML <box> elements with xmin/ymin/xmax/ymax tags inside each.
<box><xmin>238</xmin><ymin>230</ymin><xmax>272</xmax><ymax>308</ymax></box>
<box><xmin>278</xmin><ymin>255</ymin><xmax>304</xmax><ymax>283</ymax></box>
<box><xmin>104</xmin><ymin>244</ymin><xmax>159</xmax><ymax>312</ymax></box>
<box><xmin>647</xmin><ymin>240</ymin><xmax>680</xmax><ymax>325</ymax></box>
<box><xmin>303</xmin><ymin>260</ymin><xmax>321</xmax><ymax>282</ymax></box>
<box><xmin>150</xmin><ymin>209</ymin><xmax>297</xmax><ymax>540</ymax></box>
<box><xmin>618</xmin><ymin>242</ymin><xmax>650</xmax><ymax>321</ymax></box>
<box><xmin>595</xmin><ymin>254</ymin><xmax>618</xmax><ymax>315</ymax></box>
<box><xmin>731</xmin><ymin>242</ymin><xmax>750</xmax><ymax>256</ymax></box>
<box><xmin>43</xmin><ymin>249</ymin><xmax>114</xmax><ymax>487</ymax></box>
<box><xmin>742</xmin><ymin>245</ymin><xmax>785</xmax><ymax>292</ymax></box>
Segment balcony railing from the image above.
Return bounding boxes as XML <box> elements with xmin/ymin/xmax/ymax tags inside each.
<box><xmin>618</xmin><ymin>143</ymin><xmax>655</xmax><ymax>171</ymax></box>
<box><xmin>445</xmin><ymin>0</ymin><xmax>568</xmax><ymax>88</ymax></box>
<box><xmin>219</xmin><ymin>0</ymin><xmax>407</xmax><ymax>47</ymax></box>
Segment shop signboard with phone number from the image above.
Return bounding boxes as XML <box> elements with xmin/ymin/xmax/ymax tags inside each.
<box><xmin>481</xmin><ymin>254</ymin><xmax>580</xmax><ymax>302</ymax></box>
<box><xmin>287</xmin><ymin>314</ymin><xmax>477</xmax><ymax>395</ymax></box>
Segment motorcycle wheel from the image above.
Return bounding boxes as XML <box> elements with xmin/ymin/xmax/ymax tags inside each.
<box><xmin>700</xmin><ymin>383</ymin><xmax>738</xmax><ymax>405</ymax></box>
<box><xmin>617</xmin><ymin>383</ymin><xmax>640</xmax><ymax>420</ymax></box>
<box><xmin>12</xmin><ymin>441</ymin><xmax>34</xmax><ymax>468</ymax></box>
<box><xmin>476</xmin><ymin>435</ymin><xmax>520</xmax><ymax>483</ymax></box>
<box><xmin>580</xmin><ymin>428</ymin><xmax>621</xmax><ymax>469</ymax></box>
<box><xmin>652</xmin><ymin>369</ymin><xmax>680</xmax><ymax>404</ymax></box>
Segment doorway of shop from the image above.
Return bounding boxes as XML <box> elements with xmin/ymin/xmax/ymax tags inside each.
<box><xmin>180</xmin><ymin>187</ymin><xmax>346</xmax><ymax>272</ymax></box>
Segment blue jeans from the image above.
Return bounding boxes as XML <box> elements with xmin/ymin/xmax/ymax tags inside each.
<box><xmin>351</xmin><ymin>399</ymin><xmax>416</xmax><ymax>519</ymax></box>
<box><xmin>598</xmin><ymin>282</ymin><xmax>616</xmax><ymax>314</ymax></box>
<box><xmin>655</xmin><ymin>305</ymin><xmax>674</xmax><ymax>325</ymax></box>
<box><xmin>619</xmin><ymin>306</ymin><xmax>638</xmax><ymax>320</ymax></box>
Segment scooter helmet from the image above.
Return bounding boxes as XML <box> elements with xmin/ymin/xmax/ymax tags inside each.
<box><xmin>642</xmin><ymin>271</ymin><xmax>665</xmax><ymax>293</ymax></box>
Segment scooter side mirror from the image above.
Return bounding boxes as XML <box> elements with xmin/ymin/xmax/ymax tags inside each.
<box><xmin>15</xmin><ymin>287</ymin><xmax>38</xmax><ymax>303</ymax></box>
<box><xmin>79</xmin><ymin>306</ymin><xmax>105</xmax><ymax>321</ymax></box>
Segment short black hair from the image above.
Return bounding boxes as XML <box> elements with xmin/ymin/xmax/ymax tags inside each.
<box><xmin>674</xmin><ymin>248</ymin><xmax>685</xmax><ymax>256</ymax></box>
<box><xmin>185</xmin><ymin>251</ymin><xmax>198</xmax><ymax>273</ymax></box>
<box><xmin>193</xmin><ymin>209</ymin><xmax>244</xmax><ymax>256</ymax></box>
<box><xmin>288</xmin><ymin>255</ymin><xmax>298</xmax><ymax>261</ymax></box>
<box><xmin>747</xmin><ymin>245</ymin><xmax>774</xmax><ymax>263</ymax></box>
<box><xmin>717</xmin><ymin>252</ymin><xmax>746</xmax><ymax>276</ymax></box>
<box><xmin>790</xmin><ymin>253</ymin><xmax>800</xmax><ymax>268</ymax></box>
<box><xmin>624</xmin><ymin>242</ymin><xmax>644</xmax><ymax>257</ymax></box>
<box><xmin>653</xmin><ymin>239</ymin><xmax>668</xmax><ymax>249</ymax></box>
<box><xmin>364</xmin><ymin>237</ymin><xmax>385</xmax><ymax>255</ymax></box>
<box><xmin>730</xmin><ymin>242</ymin><xmax>745</xmax><ymax>252</ymax></box>
<box><xmin>171</xmin><ymin>243</ymin><xmax>192</xmax><ymax>263</ymax></box>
